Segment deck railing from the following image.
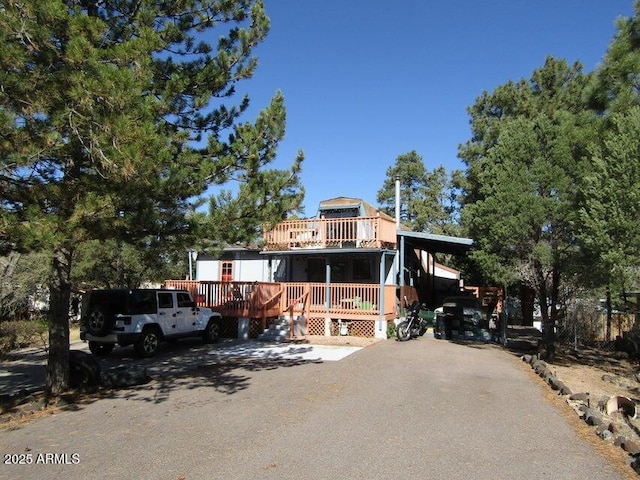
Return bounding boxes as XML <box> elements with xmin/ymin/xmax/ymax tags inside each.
<box><xmin>163</xmin><ymin>280</ymin><xmax>282</xmax><ymax>319</ymax></box>
<box><xmin>263</xmin><ymin>216</ymin><xmax>397</xmax><ymax>250</ymax></box>
<box><xmin>164</xmin><ymin>280</ymin><xmax>397</xmax><ymax>321</ymax></box>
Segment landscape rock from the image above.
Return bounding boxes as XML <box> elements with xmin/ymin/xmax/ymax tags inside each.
<box><xmin>569</xmin><ymin>392</ymin><xmax>589</xmax><ymax>402</ymax></box>
<box><xmin>608</xmin><ymin>421</ymin><xmax>622</xmax><ymax>435</ymax></box>
<box><xmin>596</xmin><ymin>425</ymin><xmax>614</xmax><ymax>441</ymax></box>
<box><xmin>547</xmin><ymin>375</ymin><xmax>560</xmax><ymax>390</ymax></box>
<box><xmin>532</xmin><ymin>360</ymin><xmax>548</xmax><ymax>376</ymax></box>
<box><xmin>525</xmin><ymin>345</ymin><xmax>640</xmax><ymax>465</ymax></box>
<box><xmin>69</xmin><ymin>350</ymin><xmax>101</xmax><ymax>390</ymax></box>
<box><xmin>548</xmin><ymin>378</ymin><xmax>571</xmax><ymax>396</ymax></box>
<box><xmin>101</xmin><ymin>366</ymin><xmax>151</xmax><ymax>389</ymax></box>
<box><xmin>629</xmin><ymin>456</ymin><xmax>640</xmax><ymax>474</ymax></box>
<box><xmin>601</xmin><ymin>430</ymin><xmax>614</xmax><ymax>441</ymax></box>
<box><xmin>611</xmin><ymin>351</ymin><xmax>629</xmax><ymax>360</ymax></box>
<box><xmin>522</xmin><ymin>354</ymin><xmax>534</xmax><ymax>364</ymax></box>
<box><xmin>622</xmin><ymin>439</ymin><xmax>640</xmax><ymax>455</ymax></box>
<box><xmin>558</xmin><ymin>382</ymin><xmax>572</xmax><ymax>396</ymax></box>
<box><xmin>584</xmin><ymin>408</ymin><xmax>605</xmax><ymax>428</ymax></box>
<box><xmin>596</xmin><ymin>396</ymin><xmax>611</xmax><ymax>411</ymax></box>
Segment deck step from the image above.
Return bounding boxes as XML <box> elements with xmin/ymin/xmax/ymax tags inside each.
<box><xmin>257</xmin><ymin>316</ymin><xmax>291</xmax><ymax>342</ymax></box>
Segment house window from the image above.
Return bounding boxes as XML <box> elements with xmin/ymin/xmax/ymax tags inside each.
<box><xmin>221</xmin><ymin>261</ymin><xmax>233</xmax><ymax>282</ymax></box>
<box><xmin>353</xmin><ymin>259</ymin><xmax>372</xmax><ymax>281</ymax></box>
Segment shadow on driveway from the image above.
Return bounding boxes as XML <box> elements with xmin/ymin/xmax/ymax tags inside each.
<box><xmin>0</xmin><ymin>338</ymin><xmax>325</xmax><ymax>421</ymax></box>
<box><xmin>437</xmin><ymin>325</ymin><xmax>542</xmax><ymax>356</ymax></box>
<box><xmin>129</xmin><ymin>339</ymin><xmax>325</xmax><ymax>403</ymax></box>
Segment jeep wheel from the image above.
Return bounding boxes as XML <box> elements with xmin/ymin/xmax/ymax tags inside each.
<box><xmin>134</xmin><ymin>327</ymin><xmax>161</xmax><ymax>358</ymax></box>
<box><xmin>85</xmin><ymin>308</ymin><xmax>111</xmax><ymax>336</ymax></box>
<box><xmin>88</xmin><ymin>341</ymin><xmax>115</xmax><ymax>356</ymax></box>
<box><xmin>203</xmin><ymin>318</ymin><xmax>220</xmax><ymax>344</ymax></box>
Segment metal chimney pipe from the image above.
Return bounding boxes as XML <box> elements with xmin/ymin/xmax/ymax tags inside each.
<box><xmin>395</xmin><ymin>176</ymin><xmax>401</xmax><ymax>228</ymax></box>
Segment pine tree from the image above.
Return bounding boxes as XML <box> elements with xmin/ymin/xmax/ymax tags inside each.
<box><xmin>579</xmin><ymin>0</ymin><xmax>640</xmax><ymax>295</ymax></box>
<box><xmin>377</xmin><ymin>151</ymin><xmax>458</xmax><ymax>235</ymax></box>
<box><xmin>459</xmin><ymin>57</ymin><xmax>594</xmax><ymax>359</ymax></box>
<box><xmin>0</xmin><ymin>0</ymin><xmax>303</xmax><ymax>394</ymax></box>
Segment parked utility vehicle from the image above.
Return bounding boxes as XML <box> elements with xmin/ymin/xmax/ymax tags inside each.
<box><xmin>80</xmin><ymin>289</ymin><xmax>221</xmax><ymax>357</ymax></box>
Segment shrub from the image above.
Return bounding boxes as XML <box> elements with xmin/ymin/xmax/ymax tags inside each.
<box><xmin>387</xmin><ymin>322</ymin><xmax>396</xmax><ymax>339</ymax></box>
<box><xmin>0</xmin><ymin>318</ymin><xmax>48</xmax><ymax>356</ymax></box>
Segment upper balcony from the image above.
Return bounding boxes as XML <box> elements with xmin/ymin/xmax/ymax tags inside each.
<box><xmin>263</xmin><ymin>216</ymin><xmax>397</xmax><ymax>251</ymax></box>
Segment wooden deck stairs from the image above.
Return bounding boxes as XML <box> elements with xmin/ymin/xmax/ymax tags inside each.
<box><xmin>258</xmin><ymin>315</ymin><xmax>308</xmax><ymax>342</ymax></box>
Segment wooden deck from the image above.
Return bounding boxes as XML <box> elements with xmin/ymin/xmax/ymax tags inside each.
<box><xmin>163</xmin><ymin>280</ymin><xmax>397</xmax><ymax>322</ymax></box>
<box><xmin>263</xmin><ymin>216</ymin><xmax>397</xmax><ymax>250</ymax></box>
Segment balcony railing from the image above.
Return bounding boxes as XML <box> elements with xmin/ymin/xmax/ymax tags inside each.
<box><xmin>164</xmin><ymin>280</ymin><xmax>397</xmax><ymax>321</ymax></box>
<box><xmin>263</xmin><ymin>216</ymin><xmax>397</xmax><ymax>251</ymax></box>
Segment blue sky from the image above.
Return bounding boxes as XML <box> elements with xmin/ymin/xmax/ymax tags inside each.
<box><xmin>231</xmin><ymin>0</ymin><xmax>634</xmax><ymax>216</ymax></box>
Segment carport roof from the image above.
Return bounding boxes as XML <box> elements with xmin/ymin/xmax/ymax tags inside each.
<box><xmin>397</xmin><ymin>230</ymin><xmax>474</xmax><ymax>256</ymax></box>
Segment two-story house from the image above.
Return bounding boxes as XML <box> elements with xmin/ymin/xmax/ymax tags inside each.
<box><xmin>174</xmin><ymin>197</ymin><xmax>473</xmax><ymax>339</ymax></box>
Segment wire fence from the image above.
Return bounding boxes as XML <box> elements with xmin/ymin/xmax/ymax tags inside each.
<box><xmin>555</xmin><ymin>310</ymin><xmax>638</xmax><ymax>353</ymax></box>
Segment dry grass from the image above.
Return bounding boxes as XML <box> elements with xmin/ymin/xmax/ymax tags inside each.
<box><xmin>70</xmin><ymin>325</ymin><xmax>80</xmax><ymax>342</ymax></box>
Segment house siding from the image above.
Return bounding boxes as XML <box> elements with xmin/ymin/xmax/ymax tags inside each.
<box><xmin>196</xmin><ymin>250</ymin><xmax>280</xmax><ymax>283</ymax></box>
<box><xmin>198</xmin><ymin>260</ymin><xmax>220</xmax><ymax>281</ymax></box>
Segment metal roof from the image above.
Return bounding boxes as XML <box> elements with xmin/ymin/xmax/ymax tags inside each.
<box><xmin>397</xmin><ymin>230</ymin><xmax>474</xmax><ymax>256</ymax></box>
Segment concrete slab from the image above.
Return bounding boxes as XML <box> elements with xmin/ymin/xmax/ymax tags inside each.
<box><xmin>210</xmin><ymin>341</ymin><xmax>362</xmax><ymax>362</ymax></box>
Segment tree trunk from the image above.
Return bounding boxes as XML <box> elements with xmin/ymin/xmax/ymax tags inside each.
<box><xmin>535</xmin><ymin>263</ymin><xmax>555</xmax><ymax>361</ymax></box>
<box><xmin>546</xmin><ymin>267</ymin><xmax>560</xmax><ymax>361</ymax></box>
<box><xmin>606</xmin><ymin>285</ymin><xmax>612</xmax><ymax>342</ymax></box>
<box><xmin>46</xmin><ymin>245</ymin><xmax>73</xmax><ymax>396</ymax></box>
<box><xmin>520</xmin><ymin>285</ymin><xmax>535</xmax><ymax>326</ymax></box>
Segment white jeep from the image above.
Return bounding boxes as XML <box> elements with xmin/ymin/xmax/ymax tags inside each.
<box><xmin>80</xmin><ymin>288</ymin><xmax>221</xmax><ymax>357</ymax></box>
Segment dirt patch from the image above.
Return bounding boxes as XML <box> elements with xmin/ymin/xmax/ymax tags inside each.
<box><xmin>508</xmin><ymin>327</ymin><xmax>640</xmax><ymax>406</ymax></box>
<box><xmin>0</xmin><ymin>389</ymin><xmax>104</xmax><ymax>430</ymax></box>
<box><xmin>552</xmin><ymin>347</ymin><xmax>640</xmax><ymax>403</ymax></box>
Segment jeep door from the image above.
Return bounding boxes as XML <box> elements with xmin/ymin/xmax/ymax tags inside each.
<box><xmin>175</xmin><ymin>291</ymin><xmax>199</xmax><ymax>332</ymax></box>
<box><xmin>157</xmin><ymin>291</ymin><xmax>183</xmax><ymax>335</ymax></box>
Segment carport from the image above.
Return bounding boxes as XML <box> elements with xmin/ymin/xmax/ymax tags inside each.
<box><xmin>396</xmin><ymin>230</ymin><xmax>474</xmax><ymax>308</ymax></box>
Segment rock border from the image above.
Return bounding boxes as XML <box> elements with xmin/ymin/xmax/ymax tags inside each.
<box><xmin>521</xmin><ymin>354</ymin><xmax>640</xmax><ymax>473</ymax></box>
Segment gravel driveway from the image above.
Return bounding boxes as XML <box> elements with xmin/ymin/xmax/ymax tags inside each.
<box><xmin>0</xmin><ymin>337</ymin><xmax>631</xmax><ymax>479</ymax></box>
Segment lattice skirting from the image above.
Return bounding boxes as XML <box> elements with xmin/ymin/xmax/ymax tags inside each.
<box><xmin>219</xmin><ymin>317</ymin><xmax>239</xmax><ymax>338</ymax></box>
<box><xmin>219</xmin><ymin>317</ymin><xmax>277</xmax><ymax>339</ymax></box>
<box><xmin>249</xmin><ymin>318</ymin><xmax>277</xmax><ymax>339</ymax></box>
<box><xmin>307</xmin><ymin>318</ymin><xmax>375</xmax><ymax>338</ymax></box>
<box><xmin>220</xmin><ymin>316</ymin><xmax>375</xmax><ymax>339</ymax></box>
